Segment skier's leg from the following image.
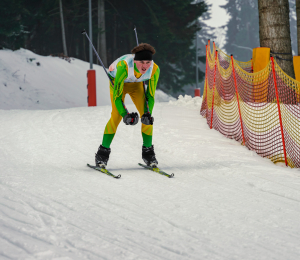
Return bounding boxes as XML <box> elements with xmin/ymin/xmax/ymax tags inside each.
<box><xmin>127</xmin><ymin>83</ymin><xmax>157</xmax><ymax>166</ymax></box>
<box><xmin>96</xmin><ymin>91</ymin><xmax>125</xmax><ymax>167</ymax></box>
<box><xmin>127</xmin><ymin>82</ymin><xmax>153</xmax><ymax>147</ymax></box>
<box><xmin>102</xmin><ymin>91</ymin><xmax>125</xmax><ymax>148</ymax></box>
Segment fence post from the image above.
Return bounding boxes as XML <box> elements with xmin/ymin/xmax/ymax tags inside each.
<box><xmin>204</xmin><ymin>44</ymin><xmax>208</xmax><ymax>117</ymax></box>
<box><xmin>271</xmin><ymin>57</ymin><xmax>288</xmax><ymax>166</ymax></box>
<box><xmin>210</xmin><ymin>50</ymin><xmax>218</xmax><ymax>129</ymax></box>
<box><xmin>231</xmin><ymin>55</ymin><xmax>246</xmax><ymax>145</ymax></box>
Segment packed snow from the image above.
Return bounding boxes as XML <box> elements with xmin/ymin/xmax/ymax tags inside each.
<box><xmin>169</xmin><ymin>94</ymin><xmax>202</xmax><ymax>108</ymax></box>
<box><xmin>1</xmin><ymin>96</ymin><xmax>300</xmax><ymax>259</ymax></box>
<box><xmin>1</xmin><ymin>50</ymin><xmax>300</xmax><ymax>260</ymax></box>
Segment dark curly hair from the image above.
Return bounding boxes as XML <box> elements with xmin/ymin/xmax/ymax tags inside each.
<box><xmin>131</xmin><ymin>43</ymin><xmax>156</xmax><ymax>55</ymax></box>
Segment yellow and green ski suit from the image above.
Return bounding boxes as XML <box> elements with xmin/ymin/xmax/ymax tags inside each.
<box><xmin>102</xmin><ymin>59</ymin><xmax>160</xmax><ymax>148</ymax></box>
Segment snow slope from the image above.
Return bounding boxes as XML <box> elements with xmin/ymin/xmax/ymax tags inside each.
<box><xmin>1</xmin><ymin>96</ymin><xmax>300</xmax><ymax>260</ymax></box>
<box><xmin>0</xmin><ymin>49</ymin><xmax>174</xmax><ymax>110</ymax></box>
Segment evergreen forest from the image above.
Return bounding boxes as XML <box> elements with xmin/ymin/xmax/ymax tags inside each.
<box><xmin>0</xmin><ymin>0</ymin><xmax>208</xmax><ymax>94</ymax></box>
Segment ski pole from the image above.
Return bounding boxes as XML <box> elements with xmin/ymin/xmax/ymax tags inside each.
<box><xmin>133</xmin><ymin>27</ymin><xmax>150</xmax><ymax>114</ymax></box>
<box><xmin>82</xmin><ymin>29</ymin><xmax>129</xmax><ymax>114</ymax></box>
<box><xmin>133</xmin><ymin>27</ymin><xmax>139</xmax><ymax>46</ymax></box>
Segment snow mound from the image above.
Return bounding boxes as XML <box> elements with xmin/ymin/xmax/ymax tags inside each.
<box><xmin>0</xmin><ymin>48</ymin><xmax>113</xmax><ymax>109</ymax></box>
<box><xmin>0</xmin><ymin>48</ymin><xmax>174</xmax><ymax>110</ymax></box>
<box><xmin>155</xmin><ymin>89</ymin><xmax>176</xmax><ymax>102</ymax></box>
<box><xmin>169</xmin><ymin>94</ymin><xmax>202</xmax><ymax>109</ymax></box>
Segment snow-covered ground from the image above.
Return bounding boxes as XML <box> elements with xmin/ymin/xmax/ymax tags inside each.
<box><xmin>1</xmin><ymin>95</ymin><xmax>300</xmax><ymax>259</ymax></box>
<box><xmin>1</xmin><ymin>48</ymin><xmax>300</xmax><ymax>259</ymax></box>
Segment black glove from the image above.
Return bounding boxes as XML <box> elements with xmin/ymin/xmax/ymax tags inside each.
<box><xmin>141</xmin><ymin>113</ymin><xmax>154</xmax><ymax>125</ymax></box>
<box><xmin>123</xmin><ymin>112</ymin><xmax>139</xmax><ymax>125</ymax></box>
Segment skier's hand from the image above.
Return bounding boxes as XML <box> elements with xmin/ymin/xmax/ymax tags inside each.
<box><xmin>141</xmin><ymin>113</ymin><xmax>154</xmax><ymax>125</ymax></box>
<box><xmin>123</xmin><ymin>112</ymin><xmax>139</xmax><ymax>125</ymax></box>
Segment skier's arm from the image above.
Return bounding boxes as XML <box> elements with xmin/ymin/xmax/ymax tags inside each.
<box><xmin>112</xmin><ymin>61</ymin><xmax>129</xmax><ymax>117</ymax></box>
<box><xmin>145</xmin><ymin>64</ymin><xmax>160</xmax><ymax>114</ymax></box>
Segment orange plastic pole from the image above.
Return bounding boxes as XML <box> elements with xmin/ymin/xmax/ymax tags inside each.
<box><xmin>87</xmin><ymin>70</ymin><xmax>97</xmax><ymax>106</ymax></box>
<box><xmin>231</xmin><ymin>55</ymin><xmax>246</xmax><ymax>145</ymax></box>
<box><xmin>194</xmin><ymin>89</ymin><xmax>200</xmax><ymax>97</ymax></box>
<box><xmin>271</xmin><ymin>57</ymin><xmax>288</xmax><ymax>166</ymax></box>
<box><xmin>210</xmin><ymin>50</ymin><xmax>218</xmax><ymax>129</ymax></box>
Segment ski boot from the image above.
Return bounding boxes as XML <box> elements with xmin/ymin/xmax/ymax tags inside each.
<box><xmin>95</xmin><ymin>145</ymin><xmax>111</xmax><ymax>168</ymax></box>
<box><xmin>142</xmin><ymin>145</ymin><xmax>158</xmax><ymax>168</ymax></box>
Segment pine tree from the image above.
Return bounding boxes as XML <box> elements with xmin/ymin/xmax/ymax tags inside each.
<box><xmin>197</xmin><ymin>3</ymin><xmax>214</xmax><ymax>96</ymax></box>
<box><xmin>0</xmin><ymin>0</ymin><xmax>28</xmax><ymax>49</ymax></box>
<box><xmin>221</xmin><ymin>0</ymin><xmax>260</xmax><ymax>62</ymax></box>
<box><xmin>0</xmin><ymin>0</ymin><xmax>208</xmax><ymax>94</ymax></box>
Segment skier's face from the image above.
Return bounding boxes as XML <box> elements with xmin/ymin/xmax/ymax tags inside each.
<box><xmin>134</xmin><ymin>60</ymin><xmax>152</xmax><ymax>74</ymax></box>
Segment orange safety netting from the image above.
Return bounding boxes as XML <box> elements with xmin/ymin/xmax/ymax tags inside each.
<box><xmin>200</xmin><ymin>42</ymin><xmax>300</xmax><ymax>168</ymax></box>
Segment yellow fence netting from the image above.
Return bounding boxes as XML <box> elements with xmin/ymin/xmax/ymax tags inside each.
<box><xmin>200</xmin><ymin>41</ymin><xmax>300</xmax><ymax>168</ymax></box>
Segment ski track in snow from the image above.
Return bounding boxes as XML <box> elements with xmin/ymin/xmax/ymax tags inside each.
<box><xmin>0</xmin><ymin>101</ymin><xmax>300</xmax><ymax>260</ymax></box>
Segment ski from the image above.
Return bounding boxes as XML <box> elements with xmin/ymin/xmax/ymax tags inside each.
<box><xmin>87</xmin><ymin>164</ymin><xmax>121</xmax><ymax>179</ymax></box>
<box><xmin>138</xmin><ymin>163</ymin><xmax>174</xmax><ymax>178</ymax></box>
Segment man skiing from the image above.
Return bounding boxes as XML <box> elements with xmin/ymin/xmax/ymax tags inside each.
<box><xmin>95</xmin><ymin>43</ymin><xmax>160</xmax><ymax>168</ymax></box>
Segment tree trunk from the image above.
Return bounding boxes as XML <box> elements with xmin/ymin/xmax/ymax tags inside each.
<box><xmin>297</xmin><ymin>0</ymin><xmax>300</xmax><ymax>55</ymax></box>
<box><xmin>59</xmin><ymin>0</ymin><xmax>68</xmax><ymax>56</ymax></box>
<box><xmin>25</xmin><ymin>24</ymin><xmax>37</xmax><ymax>50</ymax></box>
<box><xmin>258</xmin><ymin>0</ymin><xmax>295</xmax><ymax>78</ymax></box>
<box><xmin>113</xmin><ymin>13</ymin><xmax>117</xmax><ymax>59</ymax></box>
<box><xmin>98</xmin><ymin>0</ymin><xmax>107</xmax><ymax>67</ymax></box>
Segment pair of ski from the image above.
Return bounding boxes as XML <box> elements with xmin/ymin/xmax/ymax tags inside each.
<box><xmin>87</xmin><ymin>163</ymin><xmax>174</xmax><ymax>179</ymax></box>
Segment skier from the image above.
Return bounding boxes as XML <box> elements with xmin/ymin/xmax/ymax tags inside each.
<box><xmin>95</xmin><ymin>43</ymin><xmax>160</xmax><ymax>168</ymax></box>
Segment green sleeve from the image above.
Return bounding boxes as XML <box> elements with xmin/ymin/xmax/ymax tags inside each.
<box><xmin>145</xmin><ymin>66</ymin><xmax>160</xmax><ymax>114</ymax></box>
<box><xmin>112</xmin><ymin>61</ymin><xmax>128</xmax><ymax>117</ymax></box>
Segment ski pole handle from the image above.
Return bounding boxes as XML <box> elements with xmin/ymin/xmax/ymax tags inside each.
<box><xmin>82</xmin><ymin>29</ymin><xmax>129</xmax><ymax>114</ymax></box>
